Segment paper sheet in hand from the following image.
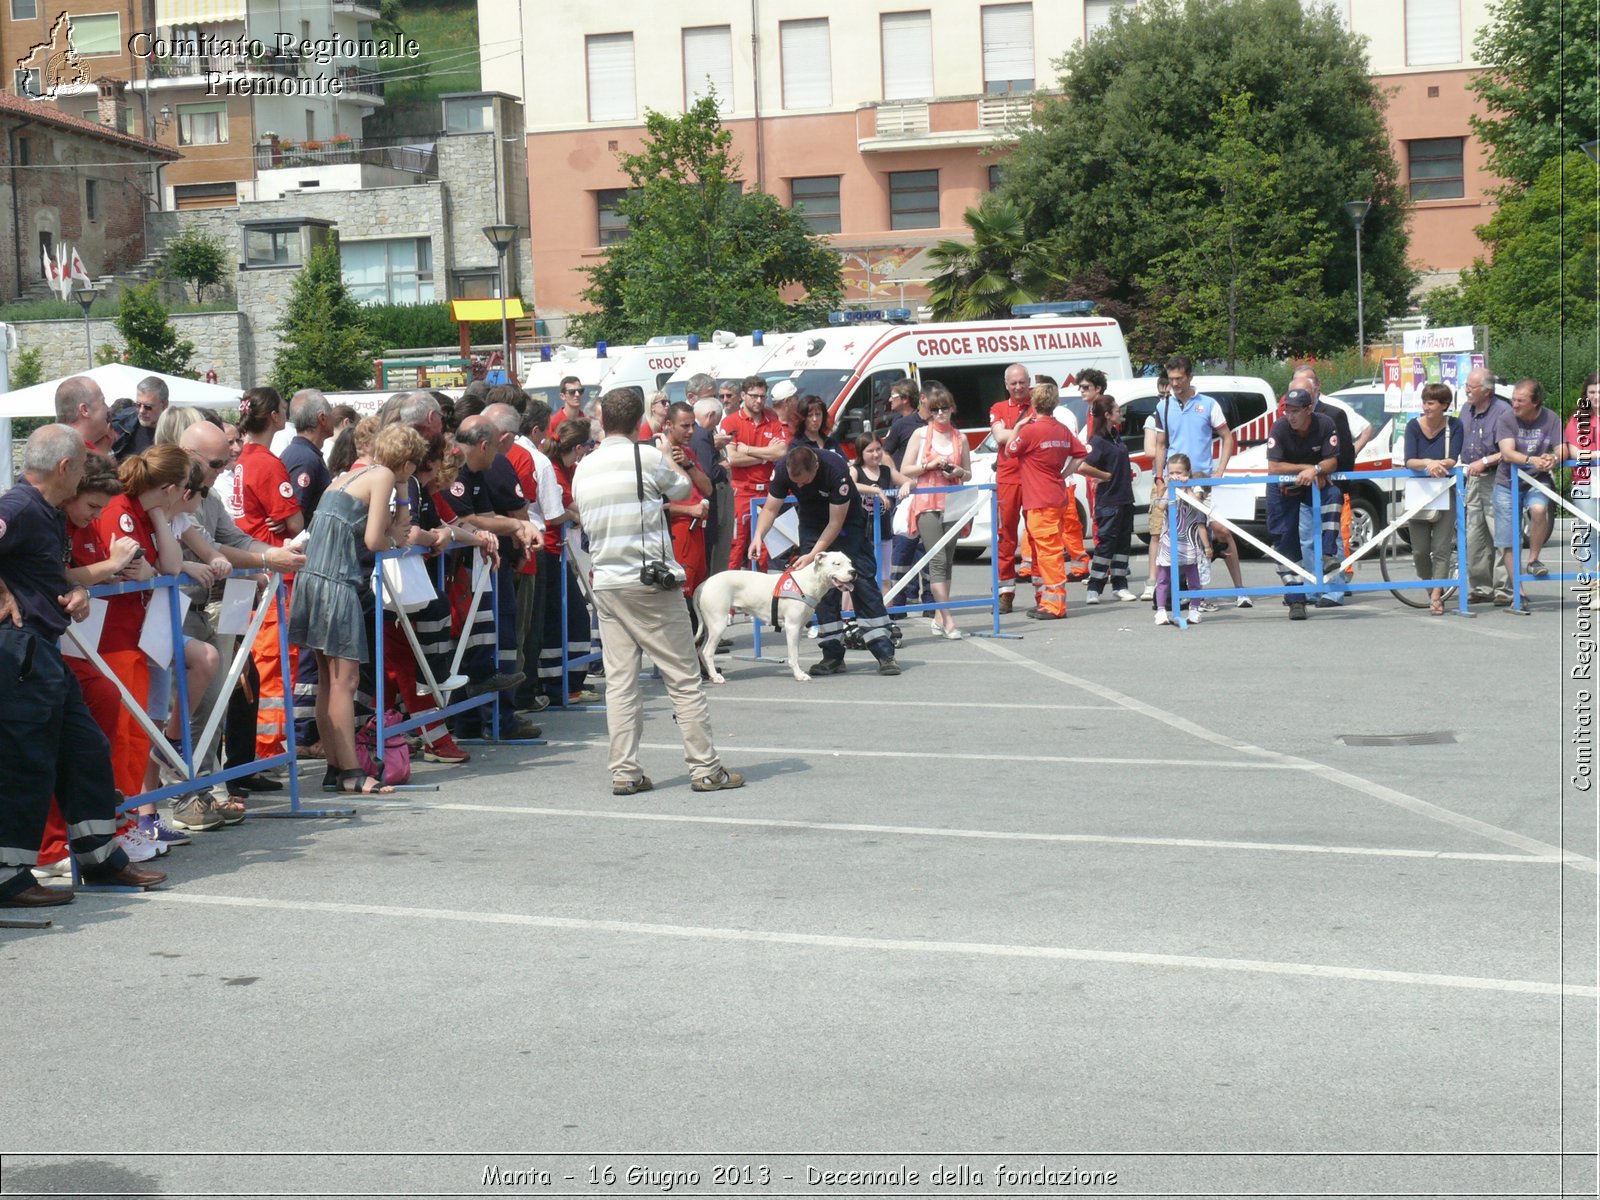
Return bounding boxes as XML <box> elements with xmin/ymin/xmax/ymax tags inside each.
<box><xmin>138</xmin><ymin>590</ymin><xmax>192</xmax><ymax>668</ymax></box>
<box><xmin>216</xmin><ymin>577</ymin><xmax>257</xmax><ymax>636</ymax></box>
<box><xmin>763</xmin><ymin>509</ymin><xmax>799</xmax><ymax>557</ymax></box>
<box><xmin>1204</xmin><ymin>485</ymin><xmax>1256</xmax><ymax>522</ymax></box>
<box><xmin>1404</xmin><ymin>478</ymin><xmax>1452</xmax><ymax>513</ymax></box>
<box><xmin>60</xmin><ymin>598</ymin><xmax>108</xmax><ymax>659</ymax></box>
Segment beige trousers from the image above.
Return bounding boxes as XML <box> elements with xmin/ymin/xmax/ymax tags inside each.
<box><xmin>592</xmin><ymin>584</ymin><xmax>723</xmax><ymax>785</ymax></box>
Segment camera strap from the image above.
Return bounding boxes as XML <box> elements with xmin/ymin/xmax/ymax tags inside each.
<box><xmin>633</xmin><ymin>440</ymin><xmax>673</xmax><ymax>564</ymax></box>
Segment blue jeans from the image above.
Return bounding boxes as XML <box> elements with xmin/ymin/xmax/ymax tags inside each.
<box><xmin>1297</xmin><ymin>485</ymin><xmax>1343</xmax><ymax>603</ymax></box>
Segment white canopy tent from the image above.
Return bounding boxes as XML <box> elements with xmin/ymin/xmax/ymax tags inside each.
<box><xmin>0</xmin><ymin>364</ymin><xmax>244</xmax><ymax>487</ymax></box>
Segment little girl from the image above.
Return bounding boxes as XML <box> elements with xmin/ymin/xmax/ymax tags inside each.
<box><xmin>1154</xmin><ymin>453</ymin><xmax>1210</xmax><ymax>626</ymax></box>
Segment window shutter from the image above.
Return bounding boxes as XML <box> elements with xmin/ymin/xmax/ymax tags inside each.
<box><xmin>1300</xmin><ymin>0</ymin><xmax>1349</xmax><ymax>25</ymax></box>
<box><xmin>780</xmin><ymin>19</ymin><xmax>832</xmax><ymax>109</ymax></box>
<box><xmin>1405</xmin><ymin>0</ymin><xmax>1461</xmax><ymax>66</ymax></box>
<box><xmin>683</xmin><ymin>26</ymin><xmax>733</xmax><ymax>114</ymax></box>
<box><xmin>1084</xmin><ymin>0</ymin><xmax>1117</xmax><ymax>40</ymax></box>
<box><xmin>982</xmin><ymin>4</ymin><xmax>1034</xmax><ymax>88</ymax></box>
<box><xmin>881</xmin><ymin>11</ymin><xmax>933</xmax><ymax>100</ymax></box>
<box><xmin>586</xmin><ymin>33</ymin><xmax>636</xmax><ymax>123</ymax></box>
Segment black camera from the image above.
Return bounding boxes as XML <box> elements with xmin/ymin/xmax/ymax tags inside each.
<box><xmin>639</xmin><ymin>561</ymin><xmax>677</xmax><ymax>590</ymax></box>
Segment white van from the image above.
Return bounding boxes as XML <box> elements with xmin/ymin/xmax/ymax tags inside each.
<box><xmin>661</xmin><ymin>333</ymin><xmax>779</xmax><ymax>405</ymax></box>
<box><xmin>757</xmin><ymin>315</ymin><xmax>1134</xmax><ymax>450</ymax></box>
<box><xmin>598</xmin><ymin>337</ymin><xmax>698</xmax><ymax>404</ymax></box>
<box><xmin>519</xmin><ymin>346</ymin><xmax>627</xmax><ymax>415</ymax></box>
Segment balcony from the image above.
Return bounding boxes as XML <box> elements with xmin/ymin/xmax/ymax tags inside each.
<box><xmin>254</xmin><ymin>136</ymin><xmax>435</xmax><ymax>178</ymax></box>
<box><xmin>336</xmin><ymin>64</ymin><xmax>384</xmax><ymax>102</ymax></box>
<box><xmin>856</xmin><ymin>92</ymin><xmax>1045</xmax><ymax>153</ymax></box>
<box><xmin>137</xmin><ymin>47</ymin><xmax>302</xmax><ymax>88</ymax></box>
<box><xmin>332</xmin><ymin>0</ymin><xmax>381</xmax><ymax>17</ymax></box>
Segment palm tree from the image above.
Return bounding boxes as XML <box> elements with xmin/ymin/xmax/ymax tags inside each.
<box><xmin>924</xmin><ymin>198</ymin><xmax>1062</xmax><ymax>321</ymax></box>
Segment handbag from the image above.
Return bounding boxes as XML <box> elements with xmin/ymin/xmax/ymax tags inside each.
<box><xmin>381</xmin><ymin>553</ymin><xmax>438</xmax><ymax>614</ymax></box>
<box><xmin>355</xmin><ymin>709</ymin><xmax>412</xmax><ymax>785</ymax></box>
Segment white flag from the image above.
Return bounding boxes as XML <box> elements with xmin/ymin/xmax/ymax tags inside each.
<box><xmin>54</xmin><ymin>244</ymin><xmax>72</xmax><ymax>300</ymax></box>
<box><xmin>69</xmin><ymin>247</ymin><xmax>90</xmax><ymax>284</ymax></box>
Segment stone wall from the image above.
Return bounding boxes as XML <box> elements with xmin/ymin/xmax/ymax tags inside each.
<box><xmin>10</xmin><ymin>312</ymin><xmax>249</xmax><ymax>388</ymax></box>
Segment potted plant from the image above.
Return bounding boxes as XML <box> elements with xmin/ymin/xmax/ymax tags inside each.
<box><xmin>329</xmin><ymin>131</ymin><xmax>354</xmax><ymax>162</ymax></box>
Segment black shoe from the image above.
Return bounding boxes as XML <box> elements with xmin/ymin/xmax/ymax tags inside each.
<box><xmin>233</xmin><ymin>772</ymin><xmax>283</xmax><ymax>792</ymax></box>
<box><xmin>493</xmin><ymin>719</ymin><xmax>542</xmax><ymax>740</ymax></box>
<box><xmin>1026</xmin><ymin>609</ymin><xmax>1065</xmax><ymax>620</ymax></box>
<box><xmin>1314</xmin><ymin>597</ymin><xmax>1341</xmax><ymax>609</ymax></box>
<box><xmin>808</xmin><ymin>658</ymin><xmax>846</xmax><ymax>677</ymax></box>
<box><xmin>1288</xmin><ymin>600</ymin><xmax>1307</xmax><ymax>621</ymax></box>
<box><xmin>459</xmin><ymin>671</ymin><xmax>526</xmax><ymax>701</ymax></box>
<box><xmin>877</xmin><ymin>658</ymin><xmax>901</xmax><ymax>676</ymax></box>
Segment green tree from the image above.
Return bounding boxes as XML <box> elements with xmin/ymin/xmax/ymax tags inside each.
<box><xmin>115</xmin><ymin>280</ymin><xmax>195</xmax><ymax>376</ymax></box>
<box><xmin>925</xmin><ymin>198</ymin><xmax>1063</xmax><ymax>321</ymax></box>
<box><xmin>161</xmin><ymin>229</ymin><xmax>228</xmax><ymax>303</ymax></box>
<box><xmin>1468</xmin><ymin>0</ymin><xmax>1600</xmax><ymax>190</ymax></box>
<box><xmin>8</xmin><ymin>346</ymin><xmax>42</xmax><ymax>389</ymax></box>
<box><xmin>1422</xmin><ymin>152</ymin><xmax>1598</xmax><ymax>335</ymax></box>
<box><xmin>999</xmin><ymin>0</ymin><xmax>1410</xmax><ymax>358</ymax></box>
<box><xmin>271</xmin><ymin>242</ymin><xmax>378</xmax><ymax>393</ymax></box>
<box><xmin>570</xmin><ymin>95</ymin><xmax>843</xmax><ymax>344</ymax></box>
<box><xmin>1139</xmin><ymin>93</ymin><xmax>1337</xmax><ymax>366</ymax></box>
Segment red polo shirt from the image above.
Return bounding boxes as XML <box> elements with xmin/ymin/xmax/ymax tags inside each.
<box><xmin>228</xmin><ymin>442</ymin><xmax>300</xmax><ymax>546</ymax></box>
<box><xmin>1006</xmin><ymin>419</ymin><xmax>1089</xmax><ymax>510</ymax></box>
<box><xmin>721</xmin><ymin>405</ymin><xmax>786</xmax><ymax>493</ymax></box>
<box><xmin>95</xmin><ymin>495</ymin><xmax>159</xmax><ymax>653</ymax></box>
<box><xmin>990</xmin><ymin>398</ymin><xmax>1032</xmax><ymax>482</ymax></box>
<box><xmin>503</xmin><ymin>442</ymin><xmax>540</xmax><ymax>576</ymax></box>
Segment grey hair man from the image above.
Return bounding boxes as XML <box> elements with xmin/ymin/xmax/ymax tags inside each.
<box><xmin>1458</xmin><ymin>366</ymin><xmax>1515</xmax><ymax>602</ymax></box>
<box><xmin>111</xmin><ymin>376</ymin><xmax>169</xmax><ymax>460</ymax></box>
<box><xmin>282</xmin><ymin>389</ymin><xmax>334</xmax><ymax>526</ymax></box>
<box><xmin>54</xmin><ymin>375</ymin><xmax>112</xmax><ymax>454</ymax></box>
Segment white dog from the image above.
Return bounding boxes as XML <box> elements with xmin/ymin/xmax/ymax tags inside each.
<box><xmin>695</xmin><ymin>551</ymin><xmax>857</xmax><ymax>683</ymax></box>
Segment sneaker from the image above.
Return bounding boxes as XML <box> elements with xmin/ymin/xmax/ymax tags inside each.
<box><xmin>209</xmin><ymin>792</ymin><xmax>247</xmax><ymax>825</ymax></box>
<box><xmin>1140</xmin><ymin>583</ymin><xmax>1157</xmax><ymax>601</ymax></box>
<box><xmin>805</xmin><ymin>625</ymin><xmax>818</xmax><ymax>639</ymax></box>
<box><xmin>1315</xmin><ymin>597</ymin><xmax>1342</xmax><ymax>609</ymax></box>
<box><xmin>1527</xmin><ymin>560</ymin><xmax>1549</xmax><ymax>578</ymax></box>
<box><xmin>1493</xmin><ymin>589</ymin><xmax>1514</xmax><ymax>606</ymax></box>
<box><xmin>458</xmin><ymin>671</ymin><xmax>526</xmax><ymax>701</ymax></box>
<box><xmin>1155</xmin><ymin>610</ymin><xmax>1173</xmax><ymax>626</ymax></box>
<box><xmin>1468</xmin><ymin>587</ymin><xmax>1495</xmax><ymax>604</ymax></box>
<box><xmin>1289</xmin><ymin>600</ymin><xmax>1308</xmax><ymax>621</ymax></box>
<box><xmin>691</xmin><ymin>768</ymin><xmax>746</xmax><ymax>793</ymax></box>
<box><xmin>115</xmin><ymin>828</ymin><xmax>163</xmax><ymax>862</ymax></box>
<box><xmin>877</xmin><ymin>658</ymin><xmax>901</xmax><ymax>676</ymax></box>
<box><xmin>31</xmin><ymin>857</ymin><xmax>70</xmax><ymax>879</ymax></box>
<box><xmin>1187</xmin><ymin>606</ymin><xmax>1202</xmax><ymax>625</ymax></box>
<box><xmin>516</xmin><ymin>695</ymin><xmax>552</xmax><ymax>713</ymax></box>
<box><xmin>808</xmin><ymin>658</ymin><xmax>846</xmax><ymax>677</ymax></box>
<box><xmin>142</xmin><ymin>815</ymin><xmax>191</xmax><ymax>848</ymax></box>
<box><xmin>1197</xmin><ymin>600</ymin><xmax>1219</xmax><ymax>613</ymax></box>
<box><xmin>494</xmin><ymin>719</ymin><xmax>543</xmax><ymax>740</ymax></box>
<box><xmin>568</xmin><ymin>688</ymin><xmax>603</xmax><ymax>704</ymax></box>
<box><xmin>1084</xmin><ymin>591</ymin><xmax>1101</xmax><ymax>605</ymax></box>
<box><xmin>612</xmin><ymin>775</ymin><xmax>654</xmax><ymax>796</ymax></box>
<box><xmin>928</xmin><ymin>618</ymin><xmax>941</xmax><ymax>636</ymax></box>
<box><xmin>170</xmin><ymin>794</ymin><xmax>226</xmax><ymax>832</ymax></box>
<box><xmin>1113</xmin><ymin>589</ymin><xmax>1139</xmax><ymax>602</ymax></box>
<box><xmin>1235</xmin><ymin>596</ymin><xmax>1254</xmax><ymax>609</ymax></box>
<box><xmin>421</xmin><ymin>732</ymin><xmax>471</xmax><ymax>764</ymax></box>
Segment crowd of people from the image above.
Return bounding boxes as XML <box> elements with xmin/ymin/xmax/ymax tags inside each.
<box><xmin>2</xmin><ymin>360</ymin><xmax>1590</xmax><ymax>906</ymax></box>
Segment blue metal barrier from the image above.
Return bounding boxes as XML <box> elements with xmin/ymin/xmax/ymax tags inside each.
<box><xmin>1509</xmin><ymin>459</ymin><xmax>1593</xmax><ymax>612</ymax></box>
<box><xmin>552</xmin><ymin>534</ymin><xmax>604</xmax><ymax>711</ymax></box>
<box><xmin>1166</xmin><ymin>468</ymin><xmax>1471</xmax><ymax>627</ymax></box>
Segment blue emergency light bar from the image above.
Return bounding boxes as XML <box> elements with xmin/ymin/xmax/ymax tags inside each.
<box><xmin>539</xmin><ymin>346</ymin><xmax>552</xmax><ymax>362</ymax></box>
<box><xmin>828</xmin><ymin>308</ymin><xmax>914</xmax><ymax>326</ymax></box>
<box><xmin>596</xmin><ymin>340</ymin><xmax>608</xmax><ymax>358</ymax></box>
<box><xmin>645</xmin><ymin>334</ymin><xmax>694</xmax><ymax>345</ymax></box>
<box><xmin>1012</xmin><ymin>301</ymin><xmax>1097</xmax><ymax>316</ymax></box>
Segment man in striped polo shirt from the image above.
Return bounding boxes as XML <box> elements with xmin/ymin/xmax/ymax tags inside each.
<box><xmin>573</xmin><ymin>388</ymin><xmax>745</xmax><ymax>797</ymax></box>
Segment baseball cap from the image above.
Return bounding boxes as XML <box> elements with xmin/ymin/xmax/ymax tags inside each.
<box><xmin>1284</xmin><ymin>388</ymin><xmax>1314</xmax><ymax>408</ymax></box>
<box><xmin>770</xmin><ymin>380</ymin><xmax>798</xmax><ymax>403</ymax></box>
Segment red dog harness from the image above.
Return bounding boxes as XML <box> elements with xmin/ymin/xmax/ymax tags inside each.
<box><xmin>770</xmin><ymin>568</ymin><xmax>816</xmax><ymax>628</ymax></box>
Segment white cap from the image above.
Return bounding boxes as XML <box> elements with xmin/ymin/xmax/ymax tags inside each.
<box><xmin>770</xmin><ymin>380</ymin><xmax>798</xmax><ymax>402</ymax></box>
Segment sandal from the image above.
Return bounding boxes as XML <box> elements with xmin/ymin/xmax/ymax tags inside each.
<box><xmin>217</xmin><ymin>793</ymin><xmax>248</xmax><ymax>821</ymax></box>
<box><xmin>339</xmin><ymin>768</ymin><xmax>394</xmax><ymax>796</ymax></box>
<box><xmin>320</xmin><ymin>766</ymin><xmax>342</xmax><ymax>792</ymax></box>
<box><xmin>1429</xmin><ymin>599</ymin><xmax>1445</xmax><ymax>615</ymax></box>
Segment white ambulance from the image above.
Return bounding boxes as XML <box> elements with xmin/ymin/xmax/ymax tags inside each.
<box><xmin>660</xmin><ymin>331</ymin><xmax>779</xmax><ymax>405</ymax></box>
<box><xmin>519</xmin><ymin>345</ymin><xmax>626</xmax><ymax>415</ymax></box>
<box><xmin>757</xmin><ymin>308</ymin><xmax>1134</xmax><ymax>450</ymax></box>
<box><xmin>597</xmin><ymin>336</ymin><xmax>698</xmax><ymax>404</ymax></box>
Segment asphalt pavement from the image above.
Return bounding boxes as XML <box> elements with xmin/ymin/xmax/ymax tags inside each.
<box><xmin>3</xmin><ymin>548</ymin><xmax>1596</xmax><ymax>1199</ymax></box>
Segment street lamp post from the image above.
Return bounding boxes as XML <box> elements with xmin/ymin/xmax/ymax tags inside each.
<box><xmin>73</xmin><ymin>285</ymin><xmax>102</xmax><ymax>370</ymax></box>
<box><xmin>1344</xmin><ymin>200</ymin><xmax>1371</xmax><ymax>365</ymax></box>
<box><xmin>482</xmin><ymin>223</ymin><xmax>518</xmax><ymax>380</ymax></box>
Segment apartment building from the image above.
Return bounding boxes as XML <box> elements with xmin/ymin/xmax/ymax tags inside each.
<box><xmin>3</xmin><ymin>0</ymin><xmax>388</xmax><ymax>209</ymax></box>
<box><xmin>478</xmin><ymin>0</ymin><xmax>1503</xmax><ymax>321</ymax></box>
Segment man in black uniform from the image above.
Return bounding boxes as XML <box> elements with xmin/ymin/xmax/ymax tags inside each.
<box><xmin>0</xmin><ymin>425</ymin><xmax>167</xmax><ymax>906</ymax></box>
<box><xmin>1265</xmin><ymin>389</ymin><xmax>1340</xmax><ymax>621</ymax></box>
<box><xmin>753</xmin><ymin>445</ymin><xmax>900</xmax><ymax>677</ymax></box>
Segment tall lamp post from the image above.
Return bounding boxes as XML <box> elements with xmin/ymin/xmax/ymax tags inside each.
<box><xmin>482</xmin><ymin>223</ymin><xmax>518</xmax><ymax>379</ymax></box>
<box><xmin>1344</xmin><ymin>200</ymin><xmax>1371</xmax><ymax>366</ymax></box>
<box><xmin>73</xmin><ymin>285</ymin><xmax>102</xmax><ymax>370</ymax></box>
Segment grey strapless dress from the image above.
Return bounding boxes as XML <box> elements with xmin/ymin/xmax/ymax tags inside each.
<box><xmin>288</xmin><ymin>484</ymin><xmax>371</xmax><ymax>662</ymax></box>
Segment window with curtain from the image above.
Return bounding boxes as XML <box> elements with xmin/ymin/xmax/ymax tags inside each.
<box><xmin>889</xmin><ymin>169</ymin><xmax>940</xmax><ymax>230</ymax></box>
<box><xmin>1405</xmin><ymin>0</ymin><xmax>1461</xmax><ymax>66</ymax></box>
<box><xmin>69</xmin><ymin>13</ymin><xmax>120</xmax><ymax>54</ymax></box>
<box><xmin>1408</xmin><ymin>137</ymin><xmax>1465</xmax><ymax>200</ymax></box>
<box><xmin>881</xmin><ymin>11</ymin><xmax>933</xmax><ymax>101</ymax></box>
<box><xmin>586</xmin><ymin>32</ymin><xmax>636</xmax><ymax>123</ymax></box>
<box><xmin>982</xmin><ymin>4</ymin><xmax>1033</xmax><ymax>93</ymax></box>
<box><xmin>177</xmin><ymin>102</ymin><xmax>227</xmax><ymax>145</ymax></box>
<box><xmin>596</xmin><ymin>189</ymin><xmax>630</xmax><ymax>245</ymax></box>
<box><xmin>791</xmin><ymin>176</ymin><xmax>841</xmax><ymax>234</ymax></box>
<box><xmin>683</xmin><ymin>25</ymin><xmax>733</xmax><ymax>114</ymax></box>
<box><xmin>342</xmin><ymin>238</ymin><xmax>435</xmax><ymax>305</ymax></box>
<box><xmin>11</xmin><ymin>0</ymin><xmax>37</xmax><ymax>19</ymax></box>
<box><xmin>780</xmin><ymin>18</ymin><xmax>831</xmax><ymax>109</ymax></box>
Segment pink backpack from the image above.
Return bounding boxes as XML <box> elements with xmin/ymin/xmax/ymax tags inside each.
<box><xmin>355</xmin><ymin>710</ymin><xmax>412</xmax><ymax>785</ymax></box>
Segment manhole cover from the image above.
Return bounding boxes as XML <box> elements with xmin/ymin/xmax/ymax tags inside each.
<box><xmin>1337</xmin><ymin>731</ymin><xmax>1457</xmax><ymax>747</ymax></box>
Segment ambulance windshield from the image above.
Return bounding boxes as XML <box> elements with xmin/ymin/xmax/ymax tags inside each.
<box><xmin>760</xmin><ymin>369</ymin><xmax>854</xmax><ymax>409</ymax></box>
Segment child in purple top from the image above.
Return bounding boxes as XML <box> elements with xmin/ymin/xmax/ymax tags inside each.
<box><xmin>1154</xmin><ymin>454</ymin><xmax>1211</xmax><ymax>626</ymax></box>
